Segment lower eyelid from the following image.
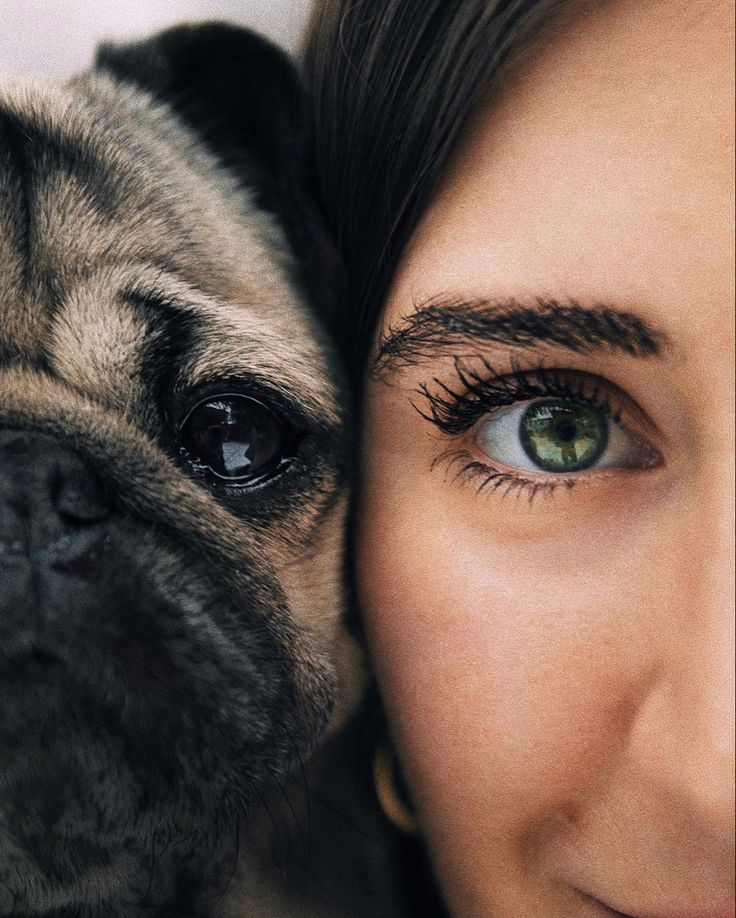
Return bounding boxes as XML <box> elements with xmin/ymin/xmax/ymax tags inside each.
<box><xmin>432</xmin><ymin>448</ymin><xmax>574</xmax><ymax>501</ymax></box>
<box><xmin>432</xmin><ymin>438</ymin><xmax>662</xmax><ymax>505</ymax></box>
<box><xmin>435</xmin><ymin>446</ymin><xmax>626</xmax><ymax>485</ymax></box>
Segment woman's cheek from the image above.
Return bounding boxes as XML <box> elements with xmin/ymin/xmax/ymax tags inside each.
<box><xmin>355</xmin><ymin>423</ymin><xmax>670</xmax><ymax>875</ymax></box>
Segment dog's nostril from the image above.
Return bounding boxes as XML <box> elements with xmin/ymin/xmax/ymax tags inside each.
<box><xmin>29</xmin><ymin>646</ymin><xmax>61</xmax><ymax>667</ymax></box>
<box><xmin>51</xmin><ymin>464</ymin><xmax>110</xmax><ymax>525</ymax></box>
<box><xmin>0</xmin><ymin>431</ymin><xmax>112</xmax><ymax>550</ymax></box>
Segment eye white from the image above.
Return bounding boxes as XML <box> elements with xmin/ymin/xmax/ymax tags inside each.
<box><xmin>474</xmin><ymin>400</ymin><xmax>643</xmax><ymax>474</ymax></box>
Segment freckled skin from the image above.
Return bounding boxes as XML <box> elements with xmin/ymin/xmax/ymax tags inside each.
<box><xmin>357</xmin><ymin>2</ymin><xmax>735</xmax><ymax>916</ymax></box>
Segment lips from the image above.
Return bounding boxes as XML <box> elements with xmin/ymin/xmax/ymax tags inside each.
<box><xmin>577</xmin><ymin>883</ymin><xmax>735</xmax><ymax>918</ymax></box>
<box><xmin>631</xmin><ymin>912</ymin><xmax>735</xmax><ymax>918</ymax></box>
<box><xmin>591</xmin><ymin>893</ymin><xmax>736</xmax><ymax>918</ymax></box>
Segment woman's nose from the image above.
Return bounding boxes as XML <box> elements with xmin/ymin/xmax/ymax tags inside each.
<box><xmin>629</xmin><ymin>482</ymin><xmax>735</xmax><ymax>841</ymax></box>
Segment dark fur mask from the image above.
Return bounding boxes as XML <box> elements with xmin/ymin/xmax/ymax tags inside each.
<box><xmin>0</xmin><ymin>23</ymin><xmax>363</xmax><ymax>917</ymax></box>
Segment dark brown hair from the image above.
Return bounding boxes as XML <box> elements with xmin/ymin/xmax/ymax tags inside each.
<box><xmin>303</xmin><ymin>0</ymin><xmax>569</xmax><ymax>371</ymax></box>
<box><xmin>303</xmin><ymin>9</ymin><xmax>575</xmax><ymax>911</ymax></box>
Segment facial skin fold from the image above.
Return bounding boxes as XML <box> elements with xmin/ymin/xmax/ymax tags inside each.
<box><xmin>356</xmin><ymin>1</ymin><xmax>735</xmax><ymax>916</ymax></box>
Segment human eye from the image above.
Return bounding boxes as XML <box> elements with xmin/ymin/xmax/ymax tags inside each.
<box><xmin>476</xmin><ymin>397</ymin><xmax>645</xmax><ymax>473</ymax></box>
<box><xmin>417</xmin><ymin>359</ymin><xmax>662</xmax><ymax>499</ymax></box>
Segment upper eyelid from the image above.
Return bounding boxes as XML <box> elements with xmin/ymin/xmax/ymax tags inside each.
<box><xmin>414</xmin><ymin>359</ymin><xmax>662</xmax><ymax>441</ymax></box>
<box><xmin>414</xmin><ymin>359</ymin><xmax>608</xmax><ymax>421</ymax></box>
<box><xmin>175</xmin><ymin>376</ymin><xmax>337</xmax><ymax>439</ymax></box>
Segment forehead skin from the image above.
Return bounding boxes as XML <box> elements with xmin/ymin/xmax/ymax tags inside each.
<box><xmin>386</xmin><ymin>0</ymin><xmax>733</xmax><ymax>343</ymax></box>
<box><xmin>358</xmin><ymin>1</ymin><xmax>734</xmax><ymax>916</ymax></box>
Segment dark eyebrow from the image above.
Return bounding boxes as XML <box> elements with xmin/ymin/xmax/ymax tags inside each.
<box><xmin>372</xmin><ymin>297</ymin><xmax>667</xmax><ymax>378</ymax></box>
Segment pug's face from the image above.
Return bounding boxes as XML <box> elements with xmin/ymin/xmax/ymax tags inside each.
<box><xmin>0</xmin><ymin>26</ymin><xmax>355</xmax><ymax>915</ymax></box>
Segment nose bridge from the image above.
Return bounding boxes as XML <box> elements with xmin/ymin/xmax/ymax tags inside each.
<box><xmin>0</xmin><ymin>429</ymin><xmax>60</xmax><ymax>510</ymax></box>
<box><xmin>630</xmin><ymin>479</ymin><xmax>735</xmax><ymax>839</ymax></box>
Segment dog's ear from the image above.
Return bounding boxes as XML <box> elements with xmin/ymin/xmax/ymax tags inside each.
<box><xmin>95</xmin><ymin>22</ymin><xmax>341</xmax><ymax>330</ymax></box>
<box><xmin>96</xmin><ymin>23</ymin><xmax>300</xmax><ymax>191</ymax></box>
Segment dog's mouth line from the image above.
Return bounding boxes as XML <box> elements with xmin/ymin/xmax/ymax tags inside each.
<box><xmin>0</xmin><ymin>638</ymin><xmax>292</xmax><ymax>742</ymax></box>
<box><xmin>0</xmin><ymin>644</ymin><xmax>64</xmax><ymax>679</ymax></box>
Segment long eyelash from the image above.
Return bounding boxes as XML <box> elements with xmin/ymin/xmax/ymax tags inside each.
<box><xmin>432</xmin><ymin>447</ymin><xmax>576</xmax><ymax>504</ymax></box>
<box><xmin>415</xmin><ymin>356</ymin><xmax>621</xmax><ymax>436</ymax></box>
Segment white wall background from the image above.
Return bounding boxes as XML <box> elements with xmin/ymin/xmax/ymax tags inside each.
<box><xmin>0</xmin><ymin>1</ymin><xmax>314</xmax><ymax>76</ymax></box>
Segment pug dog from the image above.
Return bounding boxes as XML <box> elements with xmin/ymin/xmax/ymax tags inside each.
<box><xmin>0</xmin><ymin>23</ymin><xmax>372</xmax><ymax>918</ymax></box>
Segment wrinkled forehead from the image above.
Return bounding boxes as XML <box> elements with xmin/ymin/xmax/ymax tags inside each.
<box><xmin>0</xmin><ymin>79</ymin><xmax>340</xmax><ymax>426</ymax></box>
<box><xmin>48</xmin><ymin>264</ymin><xmax>341</xmax><ymax>427</ymax></box>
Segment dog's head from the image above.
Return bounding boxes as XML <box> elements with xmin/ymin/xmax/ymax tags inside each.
<box><xmin>0</xmin><ymin>24</ymin><xmax>358</xmax><ymax>915</ymax></box>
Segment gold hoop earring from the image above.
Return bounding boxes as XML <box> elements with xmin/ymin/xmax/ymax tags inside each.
<box><xmin>373</xmin><ymin>740</ymin><xmax>419</xmax><ymax>834</ymax></box>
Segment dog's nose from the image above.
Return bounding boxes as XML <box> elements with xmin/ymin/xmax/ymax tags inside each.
<box><xmin>0</xmin><ymin>430</ymin><xmax>110</xmax><ymax>558</ymax></box>
<box><xmin>0</xmin><ymin>430</ymin><xmax>113</xmax><ymax>661</ymax></box>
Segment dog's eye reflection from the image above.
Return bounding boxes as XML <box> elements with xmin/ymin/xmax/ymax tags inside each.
<box><xmin>179</xmin><ymin>394</ymin><xmax>292</xmax><ymax>483</ymax></box>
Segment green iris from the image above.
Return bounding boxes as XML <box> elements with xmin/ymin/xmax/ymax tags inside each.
<box><xmin>519</xmin><ymin>399</ymin><xmax>608</xmax><ymax>472</ymax></box>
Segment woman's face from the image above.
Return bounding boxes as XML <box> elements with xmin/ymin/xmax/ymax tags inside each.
<box><xmin>357</xmin><ymin>1</ymin><xmax>735</xmax><ymax>916</ymax></box>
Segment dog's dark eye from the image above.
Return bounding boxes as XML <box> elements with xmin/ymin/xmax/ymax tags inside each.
<box><xmin>180</xmin><ymin>395</ymin><xmax>291</xmax><ymax>483</ymax></box>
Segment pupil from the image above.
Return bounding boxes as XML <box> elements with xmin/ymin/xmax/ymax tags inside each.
<box><xmin>554</xmin><ymin>419</ymin><xmax>577</xmax><ymax>443</ymax></box>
